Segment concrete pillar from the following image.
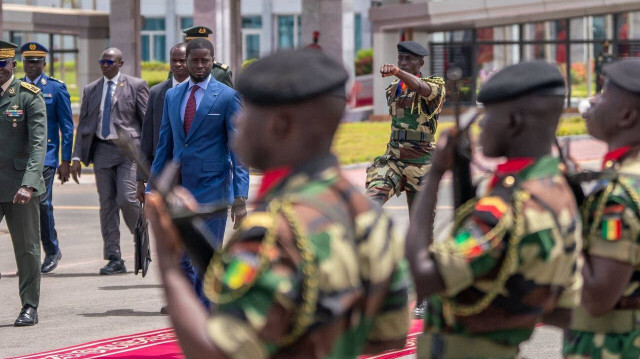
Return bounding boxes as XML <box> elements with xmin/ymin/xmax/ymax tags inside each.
<box><xmin>165</xmin><ymin>0</ymin><xmax>177</xmax><ymax>51</ymax></box>
<box><xmin>193</xmin><ymin>0</ymin><xmax>218</xmax><ymax>56</ymax></box>
<box><xmin>413</xmin><ymin>30</ymin><xmax>430</xmax><ymax>76</ymax></box>
<box><xmin>0</xmin><ymin>0</ymin><xmax>3</xmax><ymax>36</ymax></box>
<box><xmin>261</xmin><ymin>0</ymin><xmax>272</xmax><ymax>56</ymax></box>
<box><xmin>301</xmin><ymin>0</ymin><xmax>355</xmax><ymax>85</ymax></box>
<box><xmin>229</xmin><ymin>0</ymin><xmax>242</xmax><ymax>75</ymax></box>
<box><xmin>77</xmin><ymin>36</ymin><xmax>107</xmax><ymax>97</ymax></box>
<box><xmin>109</xmin><ymin>0</ymin><xmax>141</xmax><ymax>77</ymax></box>
<box><xmin>373</xmin><ymin>29</ymin><xmax>400</xmax><ymax>115</ymax></box>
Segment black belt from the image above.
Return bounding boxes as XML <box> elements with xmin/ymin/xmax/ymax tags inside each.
<box><xmin>390</xmin><ymin>129</ymin><xmax>434</xmax><ymax>142</ymax></box>
<box><xmin>94</xmin><ymin>136</ymin><xmax>117</xmax><ymax>145</ymax></box>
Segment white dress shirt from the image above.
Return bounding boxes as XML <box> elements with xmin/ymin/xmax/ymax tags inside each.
<box><xmin>180</xmin><ymin>74</ymin><xmax>211</xmax><ymax>123</ymax></box>
<box><xmin>95</xmin><ymin>72</ymin><xmax>120</xmax><ymax>140</ymax></box>
<box><xmin>172</xmin><ymin>76</ymin><xmax>188</xmax><ymax>88</ymax></box>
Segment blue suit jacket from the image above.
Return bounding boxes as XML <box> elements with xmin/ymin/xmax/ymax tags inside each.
<box><xmin>22</xmin><ymin>73</ymin><xmax>73</xmax><ymax>168</ymax></box>
<box><xmin>150</xmin><ymin>77</ymin><xmax>249</xmax><ymax>204</ymax></box>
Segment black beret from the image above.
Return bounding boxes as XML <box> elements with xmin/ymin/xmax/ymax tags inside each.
<box><xmin>397</xmin><ymin>41</ymin><xmax>429</xmax><ymax>57</ymax></box>
<box><xmin>603</xmin><ymin>58</ymin><xmax>640</xmax><ymax>95</ymax></box>
<box><xmin>237</xmin><ymin>49</ymin><xmax>349</xmax><ymax>106</ymax></box>
<box><xmin>477</xmin><ymin>60</ymin><xmax>565</xmax><ymax>104</ymax></box>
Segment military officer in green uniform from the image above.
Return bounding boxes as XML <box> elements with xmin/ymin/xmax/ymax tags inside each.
<box><xmin>406</xmin><ymin>61</ymin><xmax>583</xmax><ymax>358</ymax></box>
<box><xmin>366</xmin><ymin>41</ymin><xmax>445</xmax><ymax>210</ymax></box>
<box><xmin>145</xmin><ymin>49</ymin><xmax>412</xmax><ymax>358</ymax></box>
<box><xmin>175</xmin><ymin>26</ymin><xmax>233</xmax><ymax>88</ymax></box>
<box><xmin>0</xmin><ymin>40</ymin><xmax>47</xmax><ymax>326</ymax></box>
<box><xmin>563</xmin><ymin>59</ymin><xmax>640</xmax><ymax>359</ymax></box>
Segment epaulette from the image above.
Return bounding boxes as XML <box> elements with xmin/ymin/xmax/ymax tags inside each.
<box><xmin>385</xmin><ymin>79</ymin><xmax>399</xmax><ymax>90</ymax></box>
<box><xmin>48</xmin><ymin>77</ymin><xmax>64</xmax><ymax>84</ymax></box>
<box><xmin>215</xmin><ymin>61</ymin><xmax>229</xmax><ymax>70</ymax></box>
<box><xmin>423</xmin><ymin>76</ymin><xmax>445</xmax><ymax>87</ymax></box>
<box><xmin>20</xmin><ymin>82</ymin><xmax>40</xmax><ymax>94</ymax></box>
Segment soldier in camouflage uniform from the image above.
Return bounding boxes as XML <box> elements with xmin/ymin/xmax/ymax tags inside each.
<box><xmin>145</xmin><ymin>49</ymin><xmax>411</xmax><ymax>359</ymax></box>
<box><xmin>564</xmin><ymin>59</ymin><xmax>640</xmax><ymax>359</ymax></box>
<box><xmin>366</xmin><ymin>41</ymin><xmax>445</xmax><ymax>209</ymax></box>
<box><xmin>405</xmin><ymin>61</ymin><xmax>583</xmax><ymax>358</ymax></box>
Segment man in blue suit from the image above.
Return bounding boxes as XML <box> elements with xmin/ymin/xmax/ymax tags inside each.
<box><xmin>150</xmin><ymin>38</ymin><xmax>249</xmax><ymax>307</ymax></box>
<box><xmin>20</xmin><ymin>42</ymin><xmax>73</xmax><ymax>274</ymax></box>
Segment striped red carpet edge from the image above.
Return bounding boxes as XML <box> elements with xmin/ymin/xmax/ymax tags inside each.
<box><xmin>7</xmin><ymin>321</ymin><xmax>423</xmax><ymax>359</ymax></box>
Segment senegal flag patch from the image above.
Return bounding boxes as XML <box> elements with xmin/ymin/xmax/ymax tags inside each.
<box><xmin>454</xmin><ymin>230</ymin><xmax>490</xmax><ymax>260</ymax></box>
<box><xmin>601</xmin><ymin>218</ymin><xmax>622</xmax><ymax>241</ymax></box>
<box><xmin>223</xmin><ymin>255</ymin><xmax>258</xmax><ymax>290</ymax></box>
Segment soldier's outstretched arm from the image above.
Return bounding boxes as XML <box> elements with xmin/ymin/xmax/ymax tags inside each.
<box><xmin>380</xmin><ymin>64</ymin><xmax>431</xmax><ymax>98</ymax></box>
<box><xmin>145</xmin><ymin>193</ymin><xmax>230</xmax><ymax>359</ymax></box>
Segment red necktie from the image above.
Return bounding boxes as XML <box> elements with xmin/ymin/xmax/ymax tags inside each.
<box><xmin>184</xmin><ymin>85</ymin><xmax>199</xmax><ymax>134</ymax></box>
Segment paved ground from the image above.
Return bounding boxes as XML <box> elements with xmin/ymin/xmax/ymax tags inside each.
<box><xmin>0</xmin><ymin>136</ymin><xmax>607</xmax><ymax>358</ymax></box>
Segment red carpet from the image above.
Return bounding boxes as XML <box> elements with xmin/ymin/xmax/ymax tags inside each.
<box><xmin>9</xmin><ymin>321</ymin><xmax>423</xmax><ymax>359</ymax></box>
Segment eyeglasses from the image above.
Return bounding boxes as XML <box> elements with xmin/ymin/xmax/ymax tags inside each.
<box><xmin>0</xmin><ymin>60</ymin><xmax>12</xmax><ymax>68</ymax></box>
<box><xmin>24</xmin><ymin>58</ymin><xmax>44</xmax><ymax>64</ymax></box>
<box><xmin>98</xmin><ymin>59</ymin><xmax>116</xmax><ymax>66</ymax></box>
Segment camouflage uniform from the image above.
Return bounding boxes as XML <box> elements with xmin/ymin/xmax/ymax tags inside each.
<box><xmin>564</xmin><ymin>147</ymin><xmax>640</xmax><ymax>359</ymax></box>
<box><xmin>203</xmin><ymin>155</ymin><xmax>412</xmax><ymax>359</ymax></box>
<box><xmin>419</xmin><ymin>156</ymin><xmax>582</xmax><ymax>358</ymax></box>
<box><xmin>366</xmin><ymin>76</ymin><xmax>445</xmax><ymax>207</ymax></box>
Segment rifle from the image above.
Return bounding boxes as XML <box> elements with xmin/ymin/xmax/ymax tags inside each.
<box><xmin>447</xmin><ymin>66</ymin><xmax>478</xmax><ymax>208</ymax></box>
<box><xmin>114</xmin><ymin>129</ymin><xmax>227</xmax><ymax>274</ymax></box>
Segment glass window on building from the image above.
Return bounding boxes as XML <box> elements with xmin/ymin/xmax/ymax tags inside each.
<box><xmin>141</xmin><ymin>17</ymin><xmax>166</xmax><ymax>62</ymax></box>
<box><xmin>181</xmin><ymin>17</ymin><xmax>194</xmax><ymax>31</ymax></box>
<box><xmin>354</xmin><ymin>13</ymin><xmax>362</xmax><ymax>54</ymax></box>
<box><xmin>242</xmin><ymin>16</ymin><xmax>262</xmax><ymax>60</ymax></box>
<box><xmin>277</xmin><ymin>15</ymin><xmax>296</xmax><ymax>49</ymax></box>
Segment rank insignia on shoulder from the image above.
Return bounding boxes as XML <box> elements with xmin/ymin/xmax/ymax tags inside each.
<box><xmin>20</xmin><ymin>82</ymin><xmax>40</xmax><ymax>93</ymax></box>
<box><xmin>220</xmin><ymin>63</ymin><xmax>229</xmax><ymax>70</ymax></box>
<box><xmin>48</xmin><ymin>77</ymin><xmax>63</xmax><ymax>84</ymax></box>
<box><xmin>475</xmin><ymin>196</ymin><xmax>509</xmax><ymax>220</ymax></box>
<box><xmin>5</xmin><ymin>109</ymin><xmax>24</xmax><ymax>117</ymax></box>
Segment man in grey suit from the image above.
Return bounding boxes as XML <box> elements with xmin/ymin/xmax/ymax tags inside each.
<box><xmin>70</xmin><ymin>47</ymin><xmax>149</xmax><ymax>275</ymax></box>
<box><xmin>136</xmin><ymin>43</ymin><xmax>188</xmax><ymax>202</ymax></box>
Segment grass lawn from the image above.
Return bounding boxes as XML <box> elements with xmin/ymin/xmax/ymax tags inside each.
<box><xmin>333</xmin><ymin>116</ymin><xmax>587</xmax><ymax>165</ymax></box>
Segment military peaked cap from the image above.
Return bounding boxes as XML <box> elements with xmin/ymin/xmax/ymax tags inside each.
<box><xmin>237</xmin><ymin>49</ymin><xmax>349</xmax><ymax>106</ymax></box>
<box><xmin>20</xmin><ymin>42</ymin><xmax>48</xmax><ymax>58</ymax></box>
<box><xmin>397</xmin><ymin>41</ymin><xmax>429</xmax><ymax>57</ymax></box>
<box><xmin>183</xmin><ymin>26</ymin><xmax>213</xmax><ymax>41</ymax></box>
<box><xmin>603</xmin><ymin>58</ymin><xmax>640</xmax><ymax>95</ymax></box>
<box><xmin>478</xmin><ymin>60</ymin><xmax>566</xmax><ymax>104</ymax></box>
<box><xmin>0</xmin><ymin>40</ymin><xmax>18</xmax><ymax>59</ymax></box>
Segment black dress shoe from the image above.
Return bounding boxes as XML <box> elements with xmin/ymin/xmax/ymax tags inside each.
<box><xmin>41</xmin><ymin>250</ymin><xmax>62</xmax><ymax>274</ymax></box>
<box><xmin>160</xmin><ymin>305</ymin><xmax>168</xmax><ymax>314</ymax></box>
<box><xmin>14</xmin><ymin>306</ymin><xmax>38</xmax><ymax>326</ymax></box>
<box><xmin>99</xmin><ymin>259</ymin><xmax>127</xmax><ymax>275</ymax></box>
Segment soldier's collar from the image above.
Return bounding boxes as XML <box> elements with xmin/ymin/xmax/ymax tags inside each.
<box><xmin>489</xmin><ymin>156</ymin><xmax>560</xmax><ymax>189</ymax></box>
<box><xmin>489</xmin><ymin>157</ymin><xmax>534</xmax><ymax>189</ymax></box>
<box><xmin>1</xmin><ymin>74</ymin><xmax>14</xmax><ymax>93</ymax></box>
<box><xmin>257</xmin><ymin>154</ymin><xmax>339</xmax><ymax>200</ymax></box>
<box><xmin>602</xmin><ymin>146</ymin><xmax>633</xmax><ymax>169</ymax></box>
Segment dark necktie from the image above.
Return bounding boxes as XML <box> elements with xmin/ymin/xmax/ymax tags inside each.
<box><xmin>184</xmin><ymin>85</ymin><xmax>199</xmax><ymax>135</ymax></box>
<box><xmin>101</xmin><ymin>80</ymin><xmax>114</xmax><ymax>138</ymax></box>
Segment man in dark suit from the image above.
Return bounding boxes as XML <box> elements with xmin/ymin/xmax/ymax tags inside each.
<box><xmin>136</xmin><ymin>43</ymin><xmax>188</xmax><ymax>202</ymax></box>
<box><xmin>19</xmin><ymin>41</ymin><xmax>74</xmax><ymax>274</ymax></box>
<box><xmin>150</xmin><ymin>38</ymin><xmax>249</xmax><ymax>306</ymax></box>
<box><xmin>70</xmin><ymin>47</ymin><xmax>149</xmax><ymax>275</ymax></box>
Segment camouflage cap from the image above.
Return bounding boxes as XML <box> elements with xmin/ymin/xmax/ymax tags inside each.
<box><xmin>397</xmin><ymin>41</ymin><xmax>429</xmax><ymax>57</ymax></box>
<box><xmin>478</xmin><ymin>60</ymin><xmax>566</xmax><ymax>104</ymax></box>
<box><xmin>237</xmin><ymin>49</ymin><xmax>349</xmax><ymax>106</ymax></box>
<box><xmin>604</xmin><ymin>58</ymin><xmax>640</xmax><ymax>95</ymax></box>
